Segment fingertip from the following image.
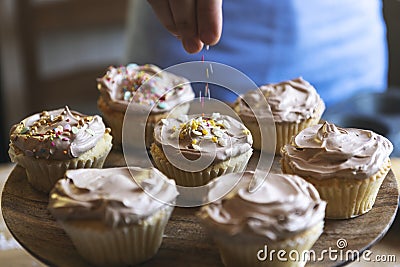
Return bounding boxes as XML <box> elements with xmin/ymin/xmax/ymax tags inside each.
<box><xmin>200</xmin><ymin>31</ymin><xmax>221</xmax><ymax>46</ymax></box>
<box><xmin>183</xmin><ymin>38</ymin><xmax>203</xmax><ymax>54</ymax></box>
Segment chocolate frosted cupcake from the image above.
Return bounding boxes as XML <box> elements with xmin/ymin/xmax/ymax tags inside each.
<box><xmin>150</xmin><ymin>113</ymin><xmax>253</xmax><ymax>186</ymax></box>
<box><xmin>9</xmin><ymin>106</ymin><xmax>112</xmax><ymax>193</ymax></box>
<box><xmin>48</xmin><ymin>167</ymin><xmax>178</xmax><ymax>267</ymax></box>
<box><xmin>235</xmin><ymin>77</ymin><xmax>325</xmax><ymax>153</ymax></box>
<box><xmin>281</xmin><ymin>122</ymin><xmax>393</xmax><ymax>219</ymax></box>
<box><xmin>97</xmin><ymin>64</ymin><xmax>195</xmax><ymax>148</ymax></box>
<box><xmin>198</xmin><ymin>171</ymin><xmax>326</xmax><ymax>267</ymax></box>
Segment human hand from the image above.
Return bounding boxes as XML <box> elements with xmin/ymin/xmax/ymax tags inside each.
<box><xmin>147</xmin><ymin>0</ymin><xmax>223</xmax><ymax>54</ymax></box>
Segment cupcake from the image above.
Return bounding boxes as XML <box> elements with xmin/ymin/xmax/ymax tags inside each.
<box><xmin>150</xmin><ymin>113</ymin><xmax>253</xmax><ymax>187</ymax></box>
<box><xmin>97</xmin><ymin>63</ymin><xmax>195</xmax><ymax>148</ymax></box>
<box><xmin>48</xmin><ymin>167</ymin><xmax>178</xmax><ymax>267</ymax></box>
<box><xmin>281</xmin><ymin>122</ymin><xmax>393</xmax><ymax>219</ymax></box>
<box><xmin>198</xmin><ymin>171</ymin><xmax>326</xmax><ymax>267</ymax></box>
<box><xmin>8</xmin><ymin>106</ymin><xmax>112</xmax><ymax>193</ymax></box>
<box><xmin>235</xmin><ymin>77</ymin><xmax>325</xmax><ymax>153</ymax></box>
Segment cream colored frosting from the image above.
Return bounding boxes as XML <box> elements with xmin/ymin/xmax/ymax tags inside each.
<box><xmin>9</xmin><ymin>106</ymin><xmax>108</xmax><ymax>160</ymax></box>
<box><xmin>282</xmin><ymin>122</ymin><xmax>393</xmax><ymax>180</ymax></box>
<box><xmin>198</xmin><ymin>171</ymin><xmax>325</xmax><ymax>241</ymax></box>
<box><xmin>236</xmin><ymin>77</ymin><xmax>324</xmax><ymax>123</ymax></box>
<box><xmin>48</xmin><ymin>167</ymin><xmax>179</xmax><ymax>227</ymax></box>
<box><xmin>97</xmin><ymin>64</ymin><xmax>195</xmax><ymax>114</ymax></box>
<box><xmin>153</xmin><ymin>113</ymin><xmax>253</xmax><ymax>163</ymax></box>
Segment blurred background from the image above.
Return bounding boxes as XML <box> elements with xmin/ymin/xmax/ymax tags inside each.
<box><xmin>0</xmin><ymin>0</ymin><xmax>400</xmax><ymax>163</ymax></box>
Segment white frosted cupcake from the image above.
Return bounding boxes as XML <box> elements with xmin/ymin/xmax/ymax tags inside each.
<box><xmin>281</xmin><ymin>122</ymin><xmax>393</xmax><ymax>219</ymax></box>
<box><xmin>150</xmin><ymin>113</ymin><xmax>253</xmax><ymax>187</ymax></box>
<box><xmin>235</xmin><ymin>77</ymin><xmax>325</xmax><ymax>153</ymax></box>
<box><xmin>97</xmin><ymin>64</ymin><xmax>195</xmax><ymax>148</ymax></box>
<box><xmin>48</xmin><ymin>167</ymin><xmax>178</xmax><ymax>267</ymax></box>
<box><xmin>8</xmin><ymin>106</ymin><xmax>112</xmax><ymax>193</ymax></box>
<box><xmin>198</xmin><ymin>171</ymin><xmax>326</xmax><ymax>267</ymax></box>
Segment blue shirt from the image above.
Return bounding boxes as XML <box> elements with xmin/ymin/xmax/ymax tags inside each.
<box><xmin>125</xmin><ymin>0</ymin><xmax>387</xmax><ymax>107</ymax></box>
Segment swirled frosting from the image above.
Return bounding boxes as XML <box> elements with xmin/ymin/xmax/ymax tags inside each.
<box><xmin>48</xmin><ymin>167</ymin><xmax>179</xmax><ymax>227</ymax></box>
<box><xmin>9</xmin><ymin>106</ymin><xmax>109</xmax><ymax>160</ymax></box>
<box><xmin>281</xmin><ymin>122</ymin><xmax>393</xmax><ymax>180</ymax></box>
<box><xmin>153</xmin><ymin>113</ymin><xmax>253</xmax><ymax>163</ymax></box>
<box><xmin>97</xmin><ymin>64</ymin><xmax>195</xmax><ymax>114</ymax></box>
<box><xmin>236</xmin><ymin>77</ymin><xmax>324</xmax><ymax>123</ymax></box>
<box><xmin>198</xmin><ymin>171</ymin><xmax>325</xmax><ymax>241</ymax></box>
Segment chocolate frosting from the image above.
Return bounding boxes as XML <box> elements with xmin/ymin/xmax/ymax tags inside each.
<box><xmin>97</xmin><ymin>64</ymin><xmax>195</xmax><ymax>114</ymax></box>
<box><xmin>48</xmin><ymin>167</ymin><xmax>179</xmax><ymax>227</ymax></box>
<box><xmin>236</xmin><ymin>77</ymin><xmax>324</xmax><ymax>123</ymax></box>
<box><xmin>9</xmin><ymin>106</ymin><xmax>108</xmax><ymax>160</ymax></box>
<box><xmin>281</xmin><ymin>122</ymin><xmax>393</xmax><ymax>180</ymax></box>
<box><xmin>153</xmin><ymin>113</ymin><xmax>253</xmax><ymax>164</ymax></box>
<box><xmin>198</xmin><ymin>171</ymin><xmax>325</xmax><ymax>241</ymax></box>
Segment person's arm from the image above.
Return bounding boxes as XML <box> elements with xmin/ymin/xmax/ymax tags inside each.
<box><xmin>147</xmin><ymin>0</ymin><xmax>223</xmax><ymax>54</ymax></box>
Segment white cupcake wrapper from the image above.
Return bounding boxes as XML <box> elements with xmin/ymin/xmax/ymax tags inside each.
<box><xmin>242</xmin><ymin>100</ymin><xmax>324</xmax><ymax>154</ymax></box>
<box><xmin>213</xmin><ymin>222</ymin><xmax>324</xmax><ymax>267</ymax></box>
<box><xmin>9</xmin><ymin>134</ymin><xmax>112</xmax><ymax>193</ymax></box>
<box><xmin>312</xmin><ymin>162</ymin><xmax>390</xmax><ymax>219</ymax></box>
<box><xmin>61</xmin><ymin>206</ymin><xmax>173</xmax><ymax>267</ymax></box>
<box><xmin>98</xmin><ymin>97</ymin><xmax>190</xmax><ymax>149</ymax></box>
<box><xmin>282</xmin><ymin>157</ymin><xmax>391</xmax><ymax>219</ymax></box>
<box><xmin>151</xmin><ymin>145</ymin><xmax>253</xmax><ymax>187</ymax></box>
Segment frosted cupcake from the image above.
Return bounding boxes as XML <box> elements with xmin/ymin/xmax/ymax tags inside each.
<box><xmin>198</xmin><ymin>171</ymin><xmax>326</xmax><ymax>267</ymax></box>
<box><xmin>8</xmin><ymin>106</ymin><xmax>112</xmax><ymax>193</ymax></box>
<box><xmin>150</xmin><ymin>113</ymin><xmax>253</xmax><ymax>186</ymax></box>
<box><xmin>48</xmin><ymin>167</ymin><xmax>178</xmax><ymax>267</ymax></box>
<box><xmin>235</xmin><ymin>77</ymin><xmax>325</xmax><ymax>153</ymax></box>
<box><xmin>281</xmin><ymin>122</ymin><xmax>393</xmax><ymax>219</ymax></box>
<box><xmin>97</xmin><ymin>64</ymin><xmax>195</xmax><ymax>148</ymax></box>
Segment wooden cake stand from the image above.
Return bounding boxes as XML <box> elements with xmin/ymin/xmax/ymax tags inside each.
<box><xmin>1</xmin><ymin>151</ymin><xmax>399</xmax><ymax>267</ymax></box>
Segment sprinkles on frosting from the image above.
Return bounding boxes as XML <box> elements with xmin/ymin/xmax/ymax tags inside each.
<box><xmin>166</xmin><ymin>113</ymin><xmax>250</xmax><ymax>151</ymax></box>
<box><xmin>98</xmin><ymin>64</ymin><xmax>185</xmax><ymax>109</ymax></box>
<box><xmin>11</xmin><ymin>107</ymin><xmax>110</xmax><ymax>159</ymax></box>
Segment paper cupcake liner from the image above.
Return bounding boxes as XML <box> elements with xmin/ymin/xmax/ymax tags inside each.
<box><xmin>150</xmin><ymin>143</ymin><xmax>253</xmax><ymax>187</ymax></box>
<box><xmin>242</xmin><ymin>100</ymin><xmax>324</xmax><ymax>154</ymax></box>
<box><xmin>281</xmin><ymin>157</ymin><xmax>391</xmax><ymax>219</ymax></box>
<box><xmin>98</xmin><ymin>97</ymin><xmax>190</xmax><ymax>149</ymax></box>
<box><xmin>60</xmin><ymin>206</ymin><xmax>173</xmax><ymax>267</ymax></box>
<box><xmin>9</xmin><ymin>134</ymin><xmax>112</xmax><ymax>193</ymax></box>
<box><xmin>213</xmin><ymin>222</ymin><xmax>323</xmax><ymax>267</ymax></box>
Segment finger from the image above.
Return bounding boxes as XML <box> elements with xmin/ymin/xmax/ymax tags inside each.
<box><xmin>197</xmin><ymin>0</ymin><xmax>223</xmax><ymax>45</ymax></box>
<box><xmin>169</xmin><ymin>0</ymin><xmax>203</xmax><ymax>53</ymax></box>
<box><xmin>182</xmin><ymin>37</ymin><xmax>204</xmax><ymax>54</ymax></box>
<box><xmin>147</xmin><ymin>0</ymin><xmax>179</xmax><ymax>37</ymax></box>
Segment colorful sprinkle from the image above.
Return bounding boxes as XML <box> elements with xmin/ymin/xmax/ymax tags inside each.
<box><xmin>56</xmin><ymin>125</ymin><xmax>64</xmax><ymax>133</ymax></box>
<box><xmin>63</xmin><ymin>124</ymin><xmax>71</xmax><ymax>132</ymax></box>
<box><xmin>157</xmin><ymin>102</ymin><xmax>167</xmax><ymax>109</ymax></box>
<box><xmin>192</xmin><ymin>144</ymin><xmax>201</xmax><ymax>151</ymax></box>
<box><xmin>71</xmin><ymin>127</ymin><xmax>79</xmax><ymax>134</ymax></box>
<box><xmin>124</xmin><ymin>91</ymin><xmax>131</xmax><ymax>101</ymax></box>
<box><xmin>20</xmin><ymin>126</ymin><xmax>30</xmax><ymax>134</ymax></box>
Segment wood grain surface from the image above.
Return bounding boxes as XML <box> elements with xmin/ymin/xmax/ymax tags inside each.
<box><xmin>1</xmin><ymin>151</ymin><xmax>399</xmax><ymax>267</ymax></box>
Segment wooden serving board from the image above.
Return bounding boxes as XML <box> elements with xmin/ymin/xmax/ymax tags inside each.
<box><xmin>1</xmin><ymin>151</ymin><xmax>399</xmax><ymax>267</ymax></box>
